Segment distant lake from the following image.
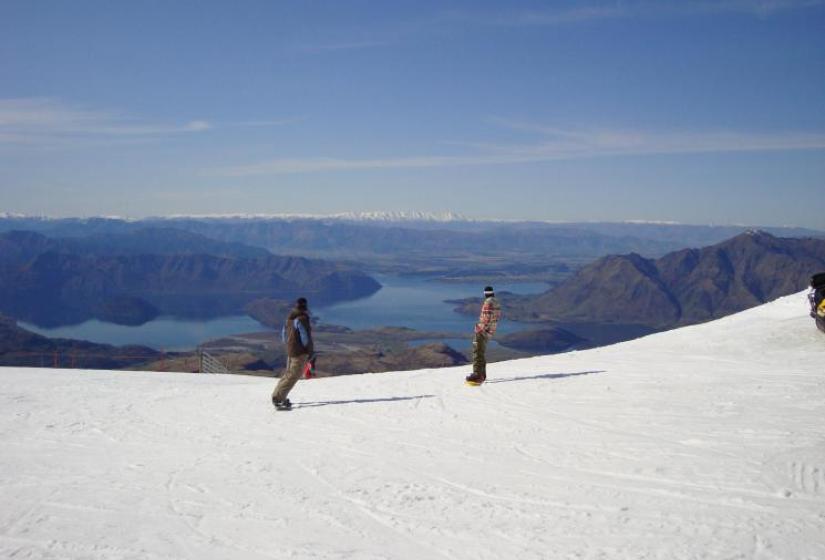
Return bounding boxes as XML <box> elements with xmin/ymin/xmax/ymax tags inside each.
<box><xmin>21</xmin><ymin>315</ymin><xmax>265</xmax><ymax>352</ymax></box>
<box><xmin>313</xmin><ymin>275</ymin><xmax>548</xmax><ymax>334</ymax></box>
<box><xmin>22</xmin><ymin>275</ymin><xmax>549</xmax><ymax>351</ymax></box>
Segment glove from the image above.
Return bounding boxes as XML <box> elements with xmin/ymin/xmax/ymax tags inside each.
<box><xmin>304</xmin><ymin>353</ymin><xmax>317</xmax><ymax>379</ymax></box>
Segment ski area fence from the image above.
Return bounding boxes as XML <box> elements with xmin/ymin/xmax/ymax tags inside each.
<box><xmin>1</xmin><ymin>348</ymin><xmax>244</xmax><ymax>374</ymax></box>
<box><xmin>1</xmin><ymin>349</ymin><xmax>201</xmax><ymax>373</ymax></box>
<box><xmin>0</xmin><ymin>350</ymin><xmax>171</xmax><ymax>370</ymax></box>
<box><xmin>198</xmin><ymin>349</ymin><xmax>231</xmax><ymax>374</ymax></box>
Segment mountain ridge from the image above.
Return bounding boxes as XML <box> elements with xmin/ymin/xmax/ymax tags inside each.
<box><xmin>0</xmin><ymin>230</ymin><xmax>381</xmax><ymax>327</ymax></box>
<box><xmin>514</xmin><ymin>231</ymin><xmax>825</xmax><ymax>328</ymax></box>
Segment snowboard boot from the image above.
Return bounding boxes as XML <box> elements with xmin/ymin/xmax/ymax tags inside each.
<box><xmin>465</xmin><ymin>372</ymin><xmax>486</xmax><ymax>386</ymax></box>
<box><xmin>273</xmin><ymin>398</ymin><xmax>293</xmax><ymax>411</ymax></box>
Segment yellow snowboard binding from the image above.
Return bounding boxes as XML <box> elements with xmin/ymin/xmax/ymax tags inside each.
<box><xmin>464</xmin><ymin>374</ymin><xmax>485</xmax><ymax>386</ymax></box>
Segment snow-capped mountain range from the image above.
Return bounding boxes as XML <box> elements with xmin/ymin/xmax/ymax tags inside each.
<box><xmin>1</xmin><ymin>292</ymin><xmax>823</xmax><ymax>559</ymax></box>
<box><xmin>3</xmin><ymin>212</ymin><xmax>824</xmax><ymax>234</ymax></box>
<box><xmin>0</xmin><ymin>211</ymin><xmax>473</xmax><ymax>223</ymax></box>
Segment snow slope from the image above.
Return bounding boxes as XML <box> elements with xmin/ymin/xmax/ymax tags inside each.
<box><xmin>1</xmin><ymin>293</ymin><xmax>823</xmax><ymax>560</ymax></box>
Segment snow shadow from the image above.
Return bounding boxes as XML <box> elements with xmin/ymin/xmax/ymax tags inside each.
<box><xmin>295</xmin><ymin>394</ymin><xmax>437</xmax><ymax>408</ymax></box>
<box><xmin>485</xmin><ymin>370</ymin><xmax>604</xmax><ymax>384</ymax></box>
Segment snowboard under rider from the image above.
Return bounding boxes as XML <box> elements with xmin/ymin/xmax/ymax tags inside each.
<box><xmin>465</xmin><ymin>286</ymin><xmax>502</xmax><ymax>385</ymax></box>
<box><xmin>273</xmin><ymin>297</ymin><xmax>314</xmax><ymax>410</ymax></box>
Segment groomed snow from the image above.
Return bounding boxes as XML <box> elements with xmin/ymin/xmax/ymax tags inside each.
<box><xmin>1</xmin><ymin>293</ymin><xmax>824</xmax><ymax>559</ymax></box>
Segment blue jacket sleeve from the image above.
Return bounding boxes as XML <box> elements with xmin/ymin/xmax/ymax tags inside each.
<box><xmin>294</xmin><ymin>318</ymin><xmax>310</xmax><ymax>347</ymax></box>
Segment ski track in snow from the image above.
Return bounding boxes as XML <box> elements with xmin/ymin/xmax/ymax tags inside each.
<box><xmin>1</xmin><ymin>292</ymin><xmax>824</xmax><ymax>559</ymax></box>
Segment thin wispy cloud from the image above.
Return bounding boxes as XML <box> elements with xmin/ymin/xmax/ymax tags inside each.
<box><xmin>448</xmin><ymin>0</ymin><xmax>823</xmax><ymax>27</ymax></box>
<box><xmin>485</xmin><ymin>119</ymin><xmax>825</xmax><ymax>156</ymax></box>
<box><xmin>296</xmin><ymin>40</ymin><xmax>392</xmax><ymax>54</ymax></box>
<box><xmin>282</xmin><ymin>1</ymin><xmax>822</xmax><ymax>59</ymax></box>
<box><xmin>211</xmin><ymin>155</ymin><xmax>511</xmax><ymax>176</ymax></box>
<box><xmin>283</xmin><ymin>1</ymin><xmax>824</xmax><ymax>63</ymax></box>
<box><xmin>210</xmin><ymin>122</ymin><xmax>825</xmax><ymax>176</ymax></box>
<box><xmin>455</xmin><ymin>5</ymin><xmax>625</xmax><ymax>26</ymax></box>
<box><xmin>0</xmin><ymin>98</ymin><xmax>303</xmax><ymax>146</ymax></box>
<box><xmin>0</xmin><ymin>98</ymin><xmax>211</xmax><ymax>145</ymax></box>
<box><xmin>709</xmin><ymin>0</ymin><xmax>825</xmax><ymax>17</ymax></box>
<box><xmin>229</xmin><ymin>117</ymin><xmax>306</xmax><ymax>128</ymax></box>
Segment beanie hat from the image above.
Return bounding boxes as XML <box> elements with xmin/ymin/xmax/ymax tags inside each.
<box><xmin>296</xmin><ymin>297</ymin><xmax>308</xmax><ymax>309</ymax></box>
<box><xmin>483</xmin><ymin>286</ymin><xmax>495</xmax><ymax>297</ymax></box>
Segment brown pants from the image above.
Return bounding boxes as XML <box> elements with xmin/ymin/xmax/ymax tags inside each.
<box><xmin>272</xmin><ymin>354</ymin><xmax>307</xmax><ymax>402</ymax></box>
<box><xmin>472</xmin><ymin>332</ymin><xmax>488</xmax><ymax>378</ymax></box>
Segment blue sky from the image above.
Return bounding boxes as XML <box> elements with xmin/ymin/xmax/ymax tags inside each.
<box><xmin>1</xmin><ymin>0</ymin><xmax>824</xmax><ymax>227</ymax></box>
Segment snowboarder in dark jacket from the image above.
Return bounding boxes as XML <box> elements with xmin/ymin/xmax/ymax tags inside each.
<box><xmin>272</xmin><ymin>297</ymin><xmax>314</xmax><ymax>410</ymax></box>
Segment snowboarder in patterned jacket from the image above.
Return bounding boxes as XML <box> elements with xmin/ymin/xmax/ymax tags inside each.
<box><xmin>272</xmin><ymin>297</ymin><xmax>314</xmax><ymax>410</ymax></box>
<box><xmin>466</xmin><ymin>286</ymin><xmax>502</xmax><ymax>385</ymax></box>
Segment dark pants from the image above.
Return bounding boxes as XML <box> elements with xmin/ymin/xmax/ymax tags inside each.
<box><xmin>273</xmin><ymin>354</ymin><xmax>307</xmax><ymax>402</ymax></box>
<box><xmin>472</xmin><ymin>332</ymin><xmax>488</xmax><ymax>379</ymax></box>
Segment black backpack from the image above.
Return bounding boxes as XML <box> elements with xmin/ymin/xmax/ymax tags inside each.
<box><xmin>810</xmin><ymin>273</ymin><xmax>825</xmax><ymax>332</ymax></box>
<box><xmin>811</xmin><ymin>274</ymin><xmax>825</xmax><ymax>307</ymax></box>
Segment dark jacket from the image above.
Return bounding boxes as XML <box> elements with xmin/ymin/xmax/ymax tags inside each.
<box><xmin>285</xmin><ymin>308</ymin><xmax>313</xmax><ymax>358</ymax></box>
